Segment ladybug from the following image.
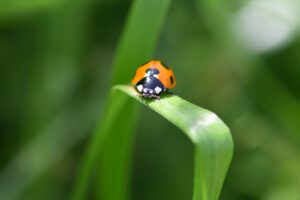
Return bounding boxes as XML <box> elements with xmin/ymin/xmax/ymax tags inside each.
<box><xmin>131</xmin><ymin>60</ymin><xmax>176</xmax><ymax>99</ymax></box>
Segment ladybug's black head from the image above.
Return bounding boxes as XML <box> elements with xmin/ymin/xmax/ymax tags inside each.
<box><xmin>146</xmin><ymin>68</ymin><xmax>160</xmax><ymax>76</ymax></box>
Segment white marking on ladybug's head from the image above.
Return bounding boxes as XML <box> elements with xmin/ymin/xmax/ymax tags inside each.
<box><xmin>149</xmin><ymin>90</ymin><xmax>153</xmax><ymax>94</ymax></box>
<box><xmin>154</xmin><ymin>74</ymin><xmax>158</xmax><ymax>78</ymax></box>
<box><xmin>143</xmin><ymin>88</ymin><xmax>147</xmax><ymax>93</ymax></box>
<box><xmin>137</xmin><ymin>85</ymin><xmax>143</xmax><ymax>92</ymax></box>
<box><xmin>154</xmin><ymin>86</ymin><xmax>162</xmax><ymax>94</ymax></box>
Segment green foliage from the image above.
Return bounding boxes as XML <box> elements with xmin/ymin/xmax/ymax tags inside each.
<box><xmin>111</xmin><ymin>0</ymin><xmax>171</xmax><ymax>84</ymax></box>
<box><xmin>72</xmin><ymin>0</ymin><xmax>172</xmax><ymax>199</ymax></box>
<box><xmin>114</xmin><ymin>85</ymin><xmax>233</xmax><ymax>200</ymax></box>
<box><xmin>1</xmin><ymin>0</ymin><xmax>300</xmax><ymax>199</ymax></box>
<box><xmin>73</xmin><ymin>0</ymin><xmax>233</xmax><ymax>199</ymax></box>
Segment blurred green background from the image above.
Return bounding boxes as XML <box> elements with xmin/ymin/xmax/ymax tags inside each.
<box><xmin>1</xmin><ymin>0</ymin><xmax>300</xmax><ymax>199</ymax></box>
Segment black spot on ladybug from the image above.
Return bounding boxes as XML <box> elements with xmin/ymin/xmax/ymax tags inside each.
<box><xmin>170</xmin><ymin>76</ymin><xmax>174</xmax><ymax>85</ymax></box>
<box><xmin>146</xmin><ymin>68</ymin><xmax>160</xmax><ymax>75</ymax></box>
<box><xmin>161</xmin><ymin>62</ymin><xmax>170</xmax><ymax>70</ymax></box>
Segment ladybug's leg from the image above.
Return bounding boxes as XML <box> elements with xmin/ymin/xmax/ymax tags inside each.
<box><xmin>150</xmin><ymin>94</ymin><xmax>160</xmax><ymax>100</ymax></box>
<box><xmin>136</xmin><ymin>93</ymin><xmax>143</xmax><ymax>97</ymax></box>
<box><xmin>134</xmin><ymin>92</ymin><xmax>143</xmax><ymax>98</ymax></box>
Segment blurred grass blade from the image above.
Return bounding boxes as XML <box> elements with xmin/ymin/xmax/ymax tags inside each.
<box><xmin>112</xmin><ymin>0</ymin><xmax>171</xmax><ymax>84</ymax></box>
<box><xmin>0</xmin><ymin>0</ymin><xmax>67</xmax><ymax>22</ymax></box>
<box><xmin>72</xmin><ymin>0</ymin><xmax>171</xmax><ymax>199</ymax></box>
<box><xmin>114</xmin><ymin>85</ymin><xmax>233</xmax><ymax>200</ymax></box>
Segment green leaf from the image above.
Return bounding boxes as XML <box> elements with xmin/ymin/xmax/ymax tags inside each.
<box><xmin>111</xmin><ymin>0</ymin><xmax>171</xmax><ymax>84</ymax></box>
<box><xmin>113</xmin><ymin>85</ymin><xmax>233</xmax><ymax>200</ymax></box>
<box><xmin>72</xmin><ymin>0</ymin><xmax>233</xmax><ymax>199</ymax></box>
<box><xmin>71</xmin><ymin>0</ymin><xmax>172</xmax><ymax>199</ymax></box>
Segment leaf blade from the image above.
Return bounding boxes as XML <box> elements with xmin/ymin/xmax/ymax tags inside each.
<box><xmin>114</xmin><ymin>85</ymin><xmax>233</xmax><ymax>200</ymax></box>
<box><xmin>112</xmin><ymin>0</ymin><xmax>171</xmax><ymax>84</ymax></box>
<box><xmin>71</xmin><ymin>0</ymin><xmax>172</xmax><ymax>199</ymax></box>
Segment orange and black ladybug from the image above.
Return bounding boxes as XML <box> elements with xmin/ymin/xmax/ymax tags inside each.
<box><xmin>131</xmin><ymin>60</ymin><xmax>176</xmax><ymax>99</ymax></box>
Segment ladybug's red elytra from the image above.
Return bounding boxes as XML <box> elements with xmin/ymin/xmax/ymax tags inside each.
<box><xmin>131</xmin><ymin>60</ymin><xmax>176</xmax><ymax>99</ymax></box>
